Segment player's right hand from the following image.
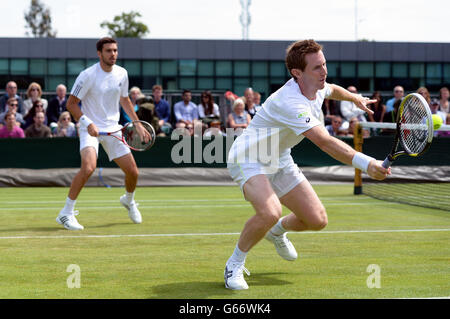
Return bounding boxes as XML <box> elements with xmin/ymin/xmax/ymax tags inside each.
<box><xmin>87</xmin><ymin>123</ymin><xmax>99</xmax><ymax>137</ymax></box>
<box><xmin>367</xmin><ymin>160</ymin><xmax>391</xmax><ymax>181</ymax></box>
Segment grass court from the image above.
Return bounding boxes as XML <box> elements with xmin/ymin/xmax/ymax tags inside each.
<box><xmin>0</xmin><ymin>185</ymin><xmax>448</xmax><ymax>299</ymax></box>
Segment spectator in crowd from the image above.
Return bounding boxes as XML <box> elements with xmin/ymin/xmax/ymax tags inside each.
<box><xmin>53</xmin><ymin>111</ymin><xmax>77</xmax><ymax>137</ymax></box>
<box><xmin>174</xmin><ymin>89</ymin><xmax>199</xmax><ymax>131</ymax></box>
<box><xmin>339</xmin><ymin>117</ymin><xmax>370</xmax><ymax>138</ymax></box>
<box><xmin>322</xmin><ymin>98</ymin><xmax>341</xmax><ymax>126</ymax></box>
<box><xmin>381</xmin><ymin>99</ymin><xmax>402</xmax><ymax>135</ymax></box>
<box><xmin>339</xmin><ymin>86</ymin><xmax>367</xmax><ymax>127</ymax></box>
<box><xmin>385</xmin><ymin>85</ymin><xmax>404</xmax><ymax>113</ymax></box>
<box><xmin>136</xmin><ymin>95</ymin><xmax>161</xmax><ymax>136</ymax></box>
<box><xmin>227</xmin><ymin>98</ymin><xmax>251</xmax><ymax>136</ymax></box>
<box><xmin>23</xmin><ymin>99</ymin><xmax>48</xmax><ymax>129</ymax></box>
<box><xmin>438</xmin><ymin>86</ymin><xmax>449</xmax><ymax>114</ymax></box>
<box><xmin>120</xmin><ymin>86</ymin><xmax>141</xmax><ymax>125</ymax></box>
<box><xmin>152</xmin><ymin>84</ymin><xmax>172</xmax><ymax>135</ymax></box>
<box><xmin>46</xmin><ymin>84</ymin><xmax>68</xmax><ymax>125</ymax></box>
<box><xmin>325</xmin><ymin>115</ymin><xmax>343</xmax><ymax>136</ymax></box>
<box><xmin>438</xmin><ymin>113</ymin><xmax>450</xmax><ymax>137</ymax></box>
<box><xmin>243</xmin><ymin>87</ymin><xmax>257</xmax><ymax>118</ymax></box>
<box><xmin>198</xmin><ymin>90</ymin><xmax>220</xmax><ymax>127</ymax></box>
<box><xmin>430</xmin><ymin>98</ymin><xmax>446</xmax><ymax>137</ymax></box>
<box><xmin>417</xmin><ymin>86</ymin><xmax>431</xmax><ymax>105</ymax></box>
<box><xmin>24</xmin><ymin>110</ymin><xmax>52</xmax><ymax>138</ymax></box>
<box><xmin>253</xmin><ymin>91</ymin><xmax>262</xmax><ymax>112</ymax></box>
<box><xmin>22</xmin><ymin>82</ymin><xmax>48</xmax><ymax>116</ymax></box>
<box><xmin>367</xmin><ymin>91</ymin><xmax>386</xmax><ymax>123</ymax></box>
<box><xmin>0</xmin><ymin>112</ymin><xmax>25</xmax><ymax>138</ymax></box>
<box><xmin>0</xmin><ymin>97</ymin><xmax>25</xmax><ymax>126</ymax></box>
<box><xmin>0</xmin><ymin>81</ymin><xmax>23</xmax><ymax>114</ymax></box>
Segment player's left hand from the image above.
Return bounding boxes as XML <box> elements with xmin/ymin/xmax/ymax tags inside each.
<box><xmin>367</xmin><ymin>160</ymin><xmax>391</xmax><ymax>181</ymax></box>
<box><xmin>353</xmin><ymin>95</ymin><xmax>377</xmax><ymax>115</ymax></box>
<box><xmin>135</xmin><ymin>122</ymin><xmax>151</xmax><ymax>143</ymax></box>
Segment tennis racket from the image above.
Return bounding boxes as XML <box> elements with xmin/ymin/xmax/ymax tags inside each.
<box><xmin>382</xmin><ymin>93</ymin><xmax>433</xmax><ymax>168</ymax></box>
<box><xmin>99</xmin><ymin>120</ymin><xmax>156</xmax><ymax>151</ymax></box>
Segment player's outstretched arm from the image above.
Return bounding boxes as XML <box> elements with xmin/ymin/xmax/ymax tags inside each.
<box><xmin>327</xmin><ymin>84</ymin><xmax>377</xmax><ymax>115</ymax></box>
<box><xmin>303</xmin><ymin>125</ymin><xmax>390</xmax><ymax>180</ymax></box>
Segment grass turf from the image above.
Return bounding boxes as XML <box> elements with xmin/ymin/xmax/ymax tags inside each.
<box><xmin>0</xmin><ymin>185</ymin><xmax>448</xmax><ymax>299</ymax></box>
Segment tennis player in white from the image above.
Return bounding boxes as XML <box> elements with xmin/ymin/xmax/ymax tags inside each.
<box><xmin>56</xmin><ymin>37</ymin><xmax>149</xmax><ymax>230</ymax></box>
<box><xmin>225</xmin><ymin>39</ymin><xmax>391</xmax><ymax>290</ymax></box>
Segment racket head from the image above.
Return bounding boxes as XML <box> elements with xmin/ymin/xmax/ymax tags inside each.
<box><xmin>396</xmin><ymin>93</ymin><xmax>433</xmax><ymax>157</ymax></box>
<box><xmin>122</xmin><ymin>120</ymin><xmax>156</xmax><ymax>151</ymax></box>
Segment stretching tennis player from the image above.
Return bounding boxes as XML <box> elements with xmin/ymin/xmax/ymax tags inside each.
<box><xmin>225</xmin><ymin>39</ymin><xmax>391</xmax><ymax>290</ymax></box>
<box><xmin>56</xmin><ymin>37</ymin><xmax>148</xmax><ymax>230</ymax></box>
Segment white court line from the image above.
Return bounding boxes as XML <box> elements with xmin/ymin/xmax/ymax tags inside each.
<box><xmin>0</xmin><ymin>228</ymin><xmax>448</xmax><ymax>240</ymax></box>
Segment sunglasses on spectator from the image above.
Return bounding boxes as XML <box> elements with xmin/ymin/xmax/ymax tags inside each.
<box><xmin>395</xmin><ymin>90</ymin><xmax>403</xmax><ymax>93</ymax></box>
<box><xmin>9</xmin><ymin>103</ymin><xmax>18</xmax><ymax>106</ymax></box>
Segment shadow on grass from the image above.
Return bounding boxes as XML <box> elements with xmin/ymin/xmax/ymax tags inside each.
<box><xmin>151</xmin><ymin>272</ymin><xmax>292</xmax><ymax>298</ymax></box>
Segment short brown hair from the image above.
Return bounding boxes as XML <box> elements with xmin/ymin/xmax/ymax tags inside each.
<box><xmin>285</xmin><ymin>39</ymin><xmax>323</xmax><ymax>78</ymax></box>
<box><xmin>96</xmin><ymin>37</ymin><xmax>117</xmax><ymax>52</ymax></box>
<box><xmin>152</xmin><ymin>84</ymin><xmax>163</xmax><ymax>91</ymax></box>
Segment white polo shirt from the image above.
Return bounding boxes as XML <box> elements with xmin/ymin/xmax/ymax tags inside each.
<box><xmin>228</xmin><ymin>78</ymin><xmax>331</xmax><ymax>168</ymax></box>
<box><xmin>71</xmin><ymin>62</ymin><xmax>129</xmax><ymax>131</ymax></box>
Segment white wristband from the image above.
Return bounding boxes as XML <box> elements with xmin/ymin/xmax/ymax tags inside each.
<box><xmin>79</xmin><ymin>115</ymin><xmax>93</xmax><ymax>129</ymax></box>
<box><xmin>352</xmin><ymin>152</ymin><xmax>375</xmax><ymax>173</ymax></box>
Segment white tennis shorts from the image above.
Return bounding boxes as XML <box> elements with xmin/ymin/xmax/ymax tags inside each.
<box><xmin>227</xmin><ymin>157</ymin><xmax>306</xmax><ymax>199</ymax></box>
<box><xmin>79</xmin><ymin>129</ymin><xmax>130</xmax><ymax>161</ymax></box>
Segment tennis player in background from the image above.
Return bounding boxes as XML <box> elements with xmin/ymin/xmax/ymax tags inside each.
<box><xmin>56</xmin><ymin>37</ymin><xmax>148</xmax><ymax>230</ymax></box>
<box><xmin>225</xmin><ymin>39</ymin><xmax>391</xmax><ymax>290</ymax></box>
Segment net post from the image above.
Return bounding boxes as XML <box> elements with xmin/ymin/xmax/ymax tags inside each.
<box><xmin>353</xmin><ymin>123</ymin><xmax>363</xmax><ymax>195</ymax></box>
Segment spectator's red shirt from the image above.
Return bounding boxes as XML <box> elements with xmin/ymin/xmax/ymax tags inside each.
<box><xmin>0</xmin><ymin>126</ymin><xmax>25</xmax><ymax>138</ymax></box>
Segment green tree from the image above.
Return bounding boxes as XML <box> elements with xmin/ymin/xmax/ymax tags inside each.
<box><xmin>24</xmin><ymin>0</ymin><xmax>57</xmax><ymax>38</ymax></box>
<box><xmin>100</xmin><ymin>11</ymin><xmax>149</xmax><ymax>38</ymax></box>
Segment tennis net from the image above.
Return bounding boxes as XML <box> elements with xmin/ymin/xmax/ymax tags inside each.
<box><xmin>353</xmin><ymin>122</ymin><xmax>450</xmax><ymax>211</ymax></box>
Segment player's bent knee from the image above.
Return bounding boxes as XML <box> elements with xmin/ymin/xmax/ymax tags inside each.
<box><xmin>308</xmin><ymin>213</ymin><xmax>328</xmax><ymax>231</ymax></box>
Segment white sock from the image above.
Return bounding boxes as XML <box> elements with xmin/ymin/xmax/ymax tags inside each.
<box><xmin>270</xmin><ymin>216</ymin><xmax>287</xmax><ymax>236</ymax></box>
<box><xmin>227</xmin><ymin>244</ymin><xmax>248</xmax><ymax>264</ymax></box>
<box><xmin>62</xmin><ymin>197</ymin><xmax>76</xmax><ymax>214</ymax></box>
<box><xmin>125</xmin><ymin>191</ymin><xmax>135</xmax><ymax>203</ymax></box>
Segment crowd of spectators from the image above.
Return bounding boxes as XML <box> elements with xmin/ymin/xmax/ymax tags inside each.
<box><xmin>0</xmin><ymin>80</ymin><xmax>449</xmax><ymax>139</ymax></box>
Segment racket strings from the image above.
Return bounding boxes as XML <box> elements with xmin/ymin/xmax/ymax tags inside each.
<box><xmin>399</xmin><ymin>96</ymin><xmax>429</xmax><ymax>154</ymax></box>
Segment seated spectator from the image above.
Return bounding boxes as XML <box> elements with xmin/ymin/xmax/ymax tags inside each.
<box><xmin>53</xmin><ymin>111</ymin><xmax>77</xmax><ymax>137</ymax></box>
<box><xmin>46</xmin><ymin>84</ymin><xmax>68</xmax><ymax>125</ymax></box>
<box><xmin>430</xmin><ymin>98</ymin><xmax>446</xmax><ymax>137</ymax></box>
<box><xmin>439</xmin><ymin>86</ymin><xmax>449</xmax><ymax>114</ymax></box>
<box><xmin>120</xmin><ymin>86</ymin><xmax>140</xmax><ymax>125</ymax></box>
<box><xmin>0</xmin><ymin>97</ymin><xmax>25</xmax><ymax>126</ymax></box>
<box><xmin>339</xmin><ymin>86</ymin><xmax>367</xmax><ymax>129</ymax></box>
<box><xmin>325</xmin><ymin>115</ymin><xmax>344</xmax><ymax>136</ymax></box>
<box><xmin>367</xmin><ymin>91</ymin><xmax>386</xmax><ymax>123</ymax></box>
<box><xmin>322</xmin><ymin>98</ymin><xmax>341</xmax><ymax>126</ymax></box>
<box><xmin>339</xmin><ymin>117</ymin><xmax>370</xmax><ymax>138</ymax></box>
<box><xmin>417</xmin><ymin>86</ymin><xmax>431</xmax><ymax>105</ymax></box>
<box><xmin>22</xmin><ymin>82</ymin><xmax>48</xmax><ymax>116</ymax></box>
<box><xmin>174</xmin><ymin>90</ymin><xmax>199</xmax><ymax>131</ymax></box>
<box><xmin>381</xmin><ymin>99</ymin><xmax>402</xmax><ymax>135</ymax></box>
<box><xmin>227</xmin><ymin>98</ymin><xmax>251</xmax><ymax>136</ymax></box>
<box><xmin>25</xmin><ymin>110</ymin><xmax>52</xmax><ymax>138</ymax></box>
<box><xmin>253</xmin><ymin>91</ymin><xmax>262</xmax><ymax>112</ymax></box>
<box><xmin>438</xmin><ymin>113</ymin><xmax>450</xmax><ymax>137</ymax></box>
<box><xmin>23</xmin><ymin>99</ymin><xmax>48</xmax><ymax>129</ymax></box>
<box><xmin>152</xmin><ymin>84</ymin><xmax>172</xmax><ymax>135</ymax></box>
<box><xmin>0</xmin><ymin>112</ymin><xmax>25</xmax><ymax>138</ymax></box>
<box><xmin>136</xmin><ymin>95</ymin><xmax>162</xmax><ymax>136</ymax></box>
<box><xmin>198</xmin><ymin>90</ymin><xmax>220</xmax><ymax>126</ymax></box>
<box><xmin>243</xmin><ymin>87</ymin><xmax>257</xmax><ymax>118</ymax></box>
<box><xmin>0</xmin><ymin>81</ymin><xmax>24</xmax><ymax>114</ymax></box>
<box><xmin>385</xmin><ymin>86</ymin><xmax>404</xmax><ymax>113</ymax></box>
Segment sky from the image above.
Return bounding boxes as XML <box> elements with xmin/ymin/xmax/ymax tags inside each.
<box><xmin>1</xmin><ymin>0</ymin><xmax>450</xmax><ymax>43</ymax></box>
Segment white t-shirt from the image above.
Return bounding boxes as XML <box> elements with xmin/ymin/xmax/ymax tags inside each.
<box><xmin>198</xmin><ymin>103</ymin><xmax>220</xmax><ymax>118</ymax></box>
<box><xmin>71</xmin><ymin>62</ymin><xmax>129</xmax><ymax>131</ymax></box>
<box><xmin>228</xmin><ymin>78</ymin><xmax>331</xmax><ymax>168</ymax></box>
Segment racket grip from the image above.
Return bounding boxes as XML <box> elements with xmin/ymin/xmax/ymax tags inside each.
<box><xmin>98</xmin><ymin>132</ymin><xmax>108</xmax><ymax>136</ymax></box>
<box><xmin>382</xmin><ymin>156</ymin><xmax>393</xmax><ymax>168</ymax></box>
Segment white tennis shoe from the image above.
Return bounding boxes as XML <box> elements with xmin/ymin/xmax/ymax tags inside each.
<box><xmin>265</xmin><ymin>231</ymin><xmax>298</xmax><ymax>261</ymax></box>
<box><xmin>56</xmin><ymin>210</ymin><xmax>84</xmax><ymax>230</ymax></box>
<box><xmin>120</xmin><ymin>195</ymin><xmax>142</xmax><ymax>224</ymax></box>
<box><xmin>224</xmin><ymin>262</ymin><xmax>250</xmax><ymax>290</ymax></box>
